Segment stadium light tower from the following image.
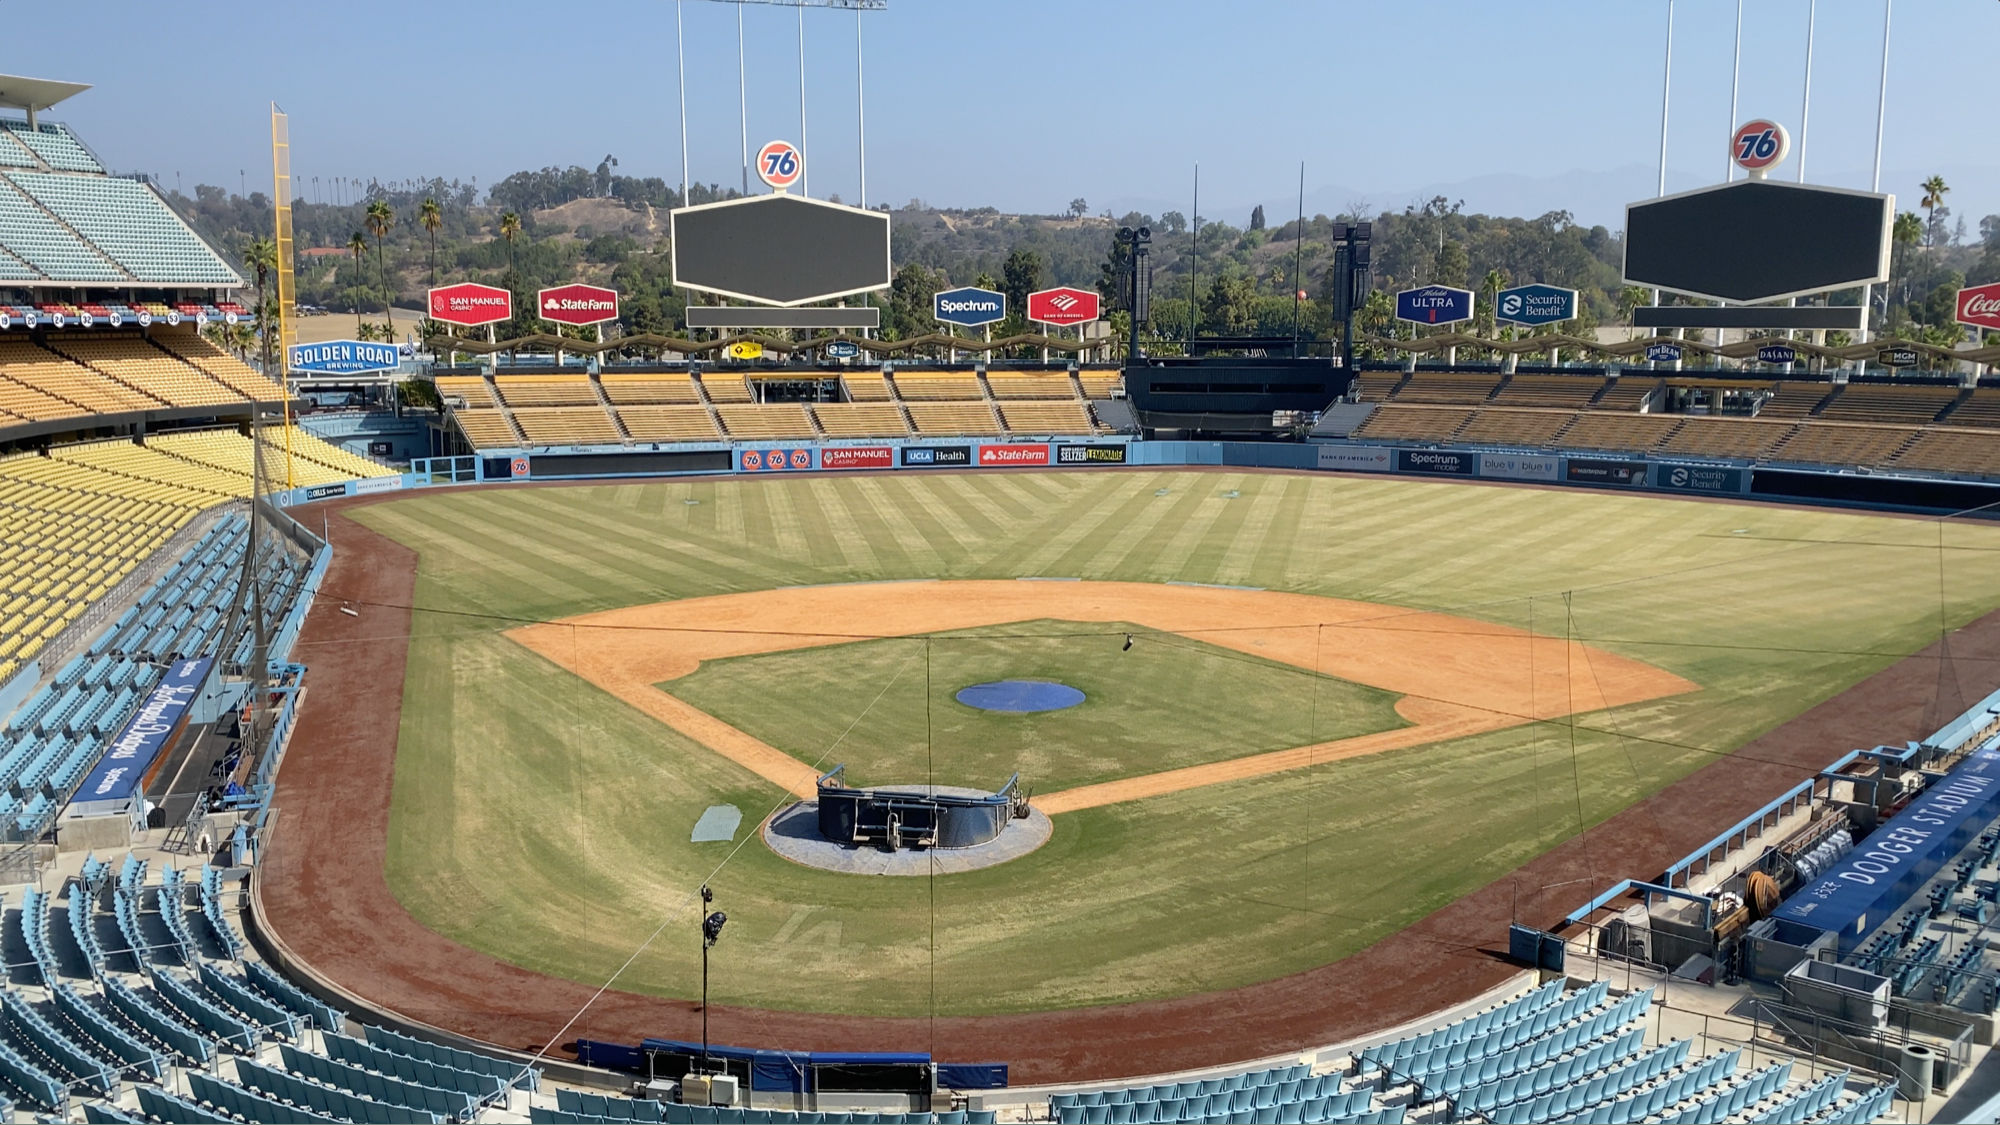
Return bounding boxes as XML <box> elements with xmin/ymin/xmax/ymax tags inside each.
<box><xmin>686</xmin><ymin>0</ymin><xmax>886</xmax><ymax>204</ymax></box>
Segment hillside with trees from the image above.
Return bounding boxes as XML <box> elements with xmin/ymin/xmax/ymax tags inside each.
<box><xmin>165</xmin><ymin>159</ymin><xmax>1991</xmax><ymax>358</ymax></box>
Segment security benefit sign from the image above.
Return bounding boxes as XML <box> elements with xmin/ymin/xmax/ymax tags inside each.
<box><xmin>1654</xmin><ymin>463</ymin><xmax>1742</xmax><ymax>494</ymax></box>
<box><xmin>1495</xmin><ymin>284</ymin><xmax>1578</xmax><ymax>328</ymax></box>
<box><xmin>73</xmin><ymin>657</ymin><xmax>214</xmax><ymax>815</ymax></box>
<box><xmin>287</xmin><ymin>339</ymin><xmax>400</xmax><ymax>378</ymax></box>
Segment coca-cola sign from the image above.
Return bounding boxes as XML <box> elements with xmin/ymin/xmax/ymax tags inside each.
<box><xmin>1957</xmin><ymin>282</ymin><xmax>2000</xmax><ymax>332</ymax></box>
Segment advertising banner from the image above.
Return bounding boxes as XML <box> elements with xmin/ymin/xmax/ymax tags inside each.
<box><xmin>1566</xmin><ymin>458</ymin><xmax>1648</xmax><ymax>486</ymax></box>
<box><xmin>977</xmin><ymin>443</ymin><xmax>1051</xmax><ymax>467</ymax></box>
<box><xmin>1315</xmin><ymin>445</ymin><xmax>1393</xmax><ymax>472</ymax></box>
<box><xmin>287</xmin><ymin>340</ymin><xmax>400</xmax><ymax>376</ymax></box>
<box><xmin>740</xmin><ymin>448</ymin><xmax>814</xmax><ymax>472</ymax></box>
<box><xmin>1479</xmin><ymin>452</ymin><xmax>1561</xmax><ymax>482</ymax></box>
<box><xmin>1644</xmin><ymin>342</ymin><xmax>1684</xmax><ymax>363</ymax></box>
<box><xmin>1396</xmin><ymin>449</ymin><xmax>1476</xmax><ymax>475</ymax></box>
<box><xmin>302</xmin><ymin>483</ymin><xmax>347</xmax><ymax>501</ymax></box>
<box><xmin>1394</xmin><ymin>285</ymin><xmax>1475</xmax><ymax>326</ymax></box>
<box><xmin>1056</xmin><ymin>444</ymin><xmax>1128</xmax><ymax>465</ymax></box>
<box><xmin>1026</xmin><ymin>288</ymin><xmax>1100</xmax><ymax>327</ymax></box>
<box><xmin>354</xmin><ymin>476</ymin><xmax>404</xmax><ymax>495</ymax></box>
<box><xmin>73</xmin><ymin>657</ymin><xmax>214</xmax><ymax>813</ymax></box>
<box><xmin>934</xmin><ymin>287</ymin><xmax>1007</xmax><ymax>328</ymax></box>
<box><xmin>427</xmin><ymin>282</ymin><xmax>513</xmax><ymax>327</ymax></box>
<box><xmin>820</xmin><ymin>447</ymin><xmax>893</xmax><ymax>470</ymax></box>
<box><xmin>1654</xmin><ymin>463</ymin><xmax>1743</xmax><ymax>493</ymax></box>
<box><xmin>537</xmin><ymin>284</ymin><xmax>620</xmax><ymax>326</ymax></box>
<box><xmin>1495</xmin><ymin>284</ymin><xmax>1578</xmax><ymax>327</ymax></box>
<box><xmin>1958</xmin><ymin>282</ymin><xmax>2000</xmax><ymax>331</ymax></box>
<box><xmin>901</xmin><ymin>445</ymin><xmax>972</xmax><ymax>468</ymax></box>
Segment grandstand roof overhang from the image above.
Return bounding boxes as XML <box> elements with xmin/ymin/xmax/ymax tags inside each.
<box><xmin>0</xmin><ymin>75</ymin><xmax>91</xmax><ymax>125</ymax></box>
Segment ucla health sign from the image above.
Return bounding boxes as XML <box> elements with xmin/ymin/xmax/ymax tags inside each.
<box><xmin>288</xmin><ymin>339</ymin><xmax>401</xmax><ymax>377</ymax></box>
<box><xmin>935</xmin><ymin>286</ymin><xmax>1007</xmax><ymax>327</ymax></box>
<box><xmin>73</xmin><ymin>657</ymin><xmax>214</xmax><ymax>814</ymax></box>
<box><xmin>1496</xmin><ymin>284</ymin><xmax>1577</xmax><ymax>327</ymax></box>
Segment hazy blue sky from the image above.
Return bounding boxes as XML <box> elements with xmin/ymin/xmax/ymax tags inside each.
<box><xmin>6</xmin><ymin>1</ymin><xmax>1992</xmax><ymax>230</ymax></box>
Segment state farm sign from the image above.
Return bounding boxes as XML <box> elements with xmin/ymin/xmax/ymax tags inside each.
<box><xmin>538</xmin><ymin>283</ymin><xmax>620</xmax><ymax>326</ymax></box>
<box><xmin>1957</xmin><ymin>282</ymin><xmax>2000</xmax><ymax>332</ymax></box>
<box><xmin>977</xmin><ymin>443</ymin><xmax>1050</xmax><ymax>467</ymax></box>
<box><xmin>428</xmin><ymin>282</ymin><xmax>513</xmax><ymax>327</ymax></box>
<box><xmin>1027</xmin><ymin>286</ymin><xmax>1100</xmax><ymax>327</ymax></box>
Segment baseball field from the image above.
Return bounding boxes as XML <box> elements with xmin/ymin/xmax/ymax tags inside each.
<box><xmin>346</xmin><ymin>468</ymin><xmax>2000</xmax><ymax>1019</ymax></box>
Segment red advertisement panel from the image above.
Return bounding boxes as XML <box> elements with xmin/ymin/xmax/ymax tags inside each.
<box><xmin>538</xmin><ymin>283</ymin><xmax>620</xmax><ymax>326</ymax></box>
<box><xmin>1957</xmin><ymin>282</ymin><xmax>2000</xmax><ymax>331</ymax></box>
<box><xmin>978</xmin><ymin>443</ymin><xmax>1050</xmax><ymax>467</ymax></box>
<box><xmin>428</xmin><ymin>282</ymin><xmax>513</xmax><ymax>326</ymax></box>
<box><xmin>820</xmin><ymin>447</ymin><xmax>893</xmax><ymax>469</ymax></box>
<box><xmin>1026</xmin><ymin>286</ymin><xmax>1101</xmax><ymax>327</ymax></box>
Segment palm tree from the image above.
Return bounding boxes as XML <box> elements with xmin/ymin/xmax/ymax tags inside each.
<box><xmin>1891</xmin><ymin>211</ymin><xmax>1924</xmax><ymax>306</ymax></box>
<box><xmin>1919</xmin><ymin>175</ymin><xmax>1950</xmax><ymax>250</ymax></box>
<box><xmin>499</xmin><ymin>211</ymin><xmax>522</xmax><ymax>276</ymax></box>
<box><xmin>1478</xmin><ymin>269</ymin><xmax>1506</xmax><ymax>339</ymax></box>
<box><xmin>418</xmin><ymin>197</ymin><xmax>443</xmax><ymax>286</ymax></box>
<box><xmin>242</xmin><ymin>238</ymin><xmax>277</xmax><ymax>373</ymax></box>
<box><xmin>365</xmin><ymin>199</ymin><xmax>395</xmax><ymax>334</ymax></box>
<box><xmin>347</xmin><ymin>231</ymin><xmax>368</xmax><ymax>336</ymax></box>
<box><xmin>1618</xmin><ymin>286</ymin><xmax>1651</xmax><ymax>328</ymax></box>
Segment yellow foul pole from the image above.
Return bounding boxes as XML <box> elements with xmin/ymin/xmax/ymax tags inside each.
<box><xmin>271</xmin><ymin>103</ymin><xmax>298</xmax><ymax>489</ymax></box>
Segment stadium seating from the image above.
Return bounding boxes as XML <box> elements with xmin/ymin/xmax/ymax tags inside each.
<box><xmin>906</xmin><ymin>402</ymin><xmax>1001</xmax><ymax>436</ymax></box>
<box><xmin>986</xmin><ymin>370</ymin><xmax>1077</xmax><ymax>399</ymax></box>
<box><xmin>43</xmin><ymin>336</ymin><xmax>246</xmax><ymax>409</ymax></box>
<box><xmin>1816</xmin><ymin>382</ymin><xmax>1961</xmax><ymax>425</ymax></box>
<box><xmin>1656</xmin><ymin>418</ymin><xmax>1797</xmax><ymax>460</ymax></box>
<box><xmin>3</xmin><ymin>172</ymin><xmax>238</xmax><ymax>285</ymax></box>
<box><xmin>1078</xmin><ymin>369</ymin><xmax>1122</xmax><ymax>398</ymax></box>
<box><xmin>812</xmin><ymin>403</ymin><xmax>910</xmax><ymax>438</ymax></box>
<box><xmin>1454</xmin><ymin>409</ymin><xmax>1576</xmax><ymax>448</ymax></box>
<box><xmin>0</xmin><ymin>176</ymin><xmax>123</xmax><ymax>282</ymax></box>
<box><xmin>0</xmin><ymin>338</ymin><xmax>160</xmax><ymax>414</ymax></box>
<box><xmin>997</xmin><ymin>401</ymin><xmax>1098</xmax><ymax>435</ymax></box>
<box><xmin>493</xmin><ymin>377</ymin><xmax>601</xmax><ymax>408</ymax></box>
<box><xmin>716</xmin><ymin>404</ymin><xmax>817</xmax><ymax>439</ymax></box>
<box><xmin>1489</xmin><ymin>375</ymin><xmax>1607</xmax><ymax>409</ymax></box>
<box><xmin>601</xmin><ymin>373</ymin><xmax>701</xmax><ymax>405</ymax></box>
<box><xmin>1351</xmin><ymin>405</ymin><xmax>1474</xmax><ymax>442</ymax></box>
<box><xmin>892</xmin><ymin>372</ymin><xmax>984</xmax><ymax>401</ymax></box>
<box><xmin>1752</xmin><ymin>382</ymin><xmax>1833</xmax><ymax>419</ymax></box>
<box><xmin>146</xmin><ymin>333</ymin><xmax>286</xmax><ymax>402</ymax></box>
<box><xmin>620</xmin><ymin>406</ymin><xmax>721</xmax><ymax>443</ymax></box>
<box><xmin>699</xmin><ymin>373</ymin><xmax>755</xmax><ymax>404</ymax></box>
<box><xmin>1593</xmin><ymin>377</ymin><xmax>1661</xmax><ymax>411</ymax></box>
<box><xmin>1941</xmin><ymin>389</ymin><xmax>2000</xmax><ymax>428</ymax></box>
<box><xmin>1556</xmin><ymin>412</ymin><xmax>1682</xmax><ymax>452</ymax></box>
<box><xmin>1771</xmin><ymin>423</ymin><xmax>1920</xmax><ymax>468</ymax></box>
<box><xmin>449</xmin><ymin>408</ymin><xmax>520</xmax><ymax>448</ymax></box>
<box><xmin>0</xmin><ymin>120</ymin><xmax>104</xmax><ymax>173</ymax></box>
<box><xmin>1391</xmin><ymin>372</ymin><xmax>1501</xmax><ymax>405</ymax></box>
<box><xmin>1892</xmin><ymin>428</ymin><xmax>2000</xmax><ymax>477</ymax></box>
<box><xmin>514</xmin><ymin>407</ymin><xmax>623</xmax><ymax>446</ymax></box>
<box><xmin>841</xmin><ymin>373</ymin><xmax>896</xmax><ymax>401</ymax></box>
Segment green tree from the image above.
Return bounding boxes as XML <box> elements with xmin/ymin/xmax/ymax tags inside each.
<box><xmin>347</xmin><ymin>231</ymin><xmax>368</xmax><ymax>335</ymax></box>
<box><xmin>1200</xmin><ymin>274</ymin><xmax>1257</xmax><ymax>335</ymax></box>
<box><xmin>242</xmin><ymin>238</ymin><xmax>278</xmax><ymax>374</ymax></box>
<box><xmin>1159</xmin><ymin>211</ymin><xmax>1186</xmax><ymax>235</ymax></box>
<box><xmin>418</xmin><ymin>197</ymin><xmax>443</xmax><ymax>286</ymax></box>
<box><xmin>1891</xmin><ymin>211</ymin><xmax>1925</xmax><ymax>306</ymax></box>
<box><xmin>1001</xmin><ymin>248</ymin><xmax>1043</xmax><ymax>317</ymax></box>
<box><xmin>1617</xmin><ymin>285</ymin><xmax>1651</xmax><ymax>327</ymax></box>
<box><xmin>1068</xmin><ymin>198</ymin><xmax>1088</xmax><ymax>219</ymax></box>
<box><xmin>1478</xmin><ymin>269</ymin><xmax>1508</xmax><ymax>339</ymax></box>
<box><xmin>884</xmin><ymin>262</ymin><xmax>947</xmax><ymax>340</ymax></box>
<box><xmin>1920</xmin><ymin>175</ymin><xmax>1950</xmax><ymax>249</ymax></box>
<box><xmin>1249</xmin><ymin>205</ymin><xmax>1265</xmax><ymax>232</ymax></box>
<box><xmin>499</xmin><ymin>211</ymin><xmax>522</xmax><ymax>276</ymax></box>
<box><xmin>364</xmin><ymin>199</ymin><xmax>395</xmax><ymax>329</ymax></box>
<box><xmin>1432</xmin><ymin>239</ymin><xmax>1469</xmax><ymax>288</ymax></box>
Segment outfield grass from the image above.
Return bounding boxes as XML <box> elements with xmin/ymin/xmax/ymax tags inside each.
<box><xmin>661</xmin><ymin>619</ymin><xmax>1407</xmax><ymax>791</ymax></box>
<box><xmin>360</xmin><ymin>471</ymin><xmax>2000</xmax><ymax>1015</ymax></box>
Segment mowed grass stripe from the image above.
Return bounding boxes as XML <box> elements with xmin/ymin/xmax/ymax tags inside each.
<box><xmin>370</xmin><ymin>471</ymin><xmax>2000</xmax><ymax>1016</ymax></box>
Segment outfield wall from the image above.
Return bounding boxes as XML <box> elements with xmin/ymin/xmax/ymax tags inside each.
<box><xmin>270</xmin><ymin>436</ymin><xmax>2000</xmax><ymax>519</ymax></box>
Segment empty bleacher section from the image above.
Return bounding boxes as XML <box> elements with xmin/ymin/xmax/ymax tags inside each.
<box><xmin>1657</xmin><ymin>418</ymin><xmax>1798</xmax><ymax>460</ymax></box>
<box><xmin>812</xmin><ymin>403</ymin><xmax>909</xmax><ymax>438</ymax></box>
<box><xmin>1817</xmin><ymin>382</ymin><xmax>1962</xmax><ymax>426</ymax></box>
<box><xmin>1350</xmin><ymin>406</ymin><xmax>1474</xmax><ymax>443</ymax></box>
<box><xmin>513</xmin><ymin>407</ymin><xmax>622</xmax><ymax>446</ymax></box>
<box><xmin>841</xmin><ymin>372</ymin><xmax>896</xmax><ymax>401</ymax></box>
<box><xmin>619</xmin><ymin>406</ymin><xmax>721</xmax><ymax>443</ymax></box>
<box><xmin>698</xmin><ymin>373</ymin><xmax>754</xmax><ymax>404</ymax></box>
<box><xmin>600</xmin><ymin>373</ymin><xmax>701</xmax><ymax>405</ymax></box>
<box><xmin>906</xmin><ymin>401</ymin><xmax>1002</xmax><ymax>436</ymax></box>
<box><xmin>716</xmin><ymin>404</ymin><xmax>817</xmax><ymax>440</ymax></box>
<box><xmin>1593</xmin><ymin>377</ymin><xmax>1661</xmax><ymax>412</ymax></box>
<box><xmin>1772</xmin><ymin>423</ymin><xmax>1922</xmax><ymax>468</ymax></box>
<box><xmin>891</xmin><ymin>372</ymin><xmax>984</xmax><ymax>401</ymax></box>
<box><xmin>996</xmin><ymin>400</ymin><xmax>1098</xmax><ymax>435</ymax></box>
<box><xmin>985</xmin><ymin>370</ymin><xmax>1077</xmax><ymax>399</ymax></box>
<box><xmin>1750</xmin><ymin>382</ymin><xmax>1832</xmax><ymax>419</ymax></box>
<box><xmin>145</xmin><ymin>333</ymin><xmax>287</xmax><ymax>403</ymax></box>
<box><xmin>43</xmin><ymin>337</ymin><xmax>247</xmax><ymax>410</ymax></box>
<box><xmin>1557</xmin><ymin>412</ymin><xmax>1683</xmax><ymax>452</ymax></box>
<box><xmin>1078</xmin><ymin>369</ymin><xmax>1122</xmax><ymax>399</ymax></box>
<box><xmin>1892</xmin><ymin>429</ymin><xmax>2000</xmax><ymax>477</ymax></box>
<box><xmin>1041</xmin><ymin>979</ymin><xmax>1890</xmax><ymax>1125</ymax></box>
<box><xmin>0</xmin><ymin>121</ymin><xmax>103</xmax><ymax>174</ymax></box>
<box><xmin>1454</xmin><ymin>409</ymin><xmax>1576</xmax><ymax>448</ymax></box>
<box><xmin>0</xmin><ymin>175</ymin><xmax>122</xmax><ymax>282</ymax></box>
<box><xmin>490</xmin><ymin>378</ymin><xmax>601</xmax><ymax>408</ymax></box>
<box><xmin>1389</xmin><ymin>372</ymin><xmax>1501</xmax><ymax>405</ymax></box>
<box><xmin>0</xmin><ymin>339</ymin><xmax>159</xmax><ymax>416</ymax></box>
<box><xmin>1488</xmin><ymin>375</ymin><xmax>1607</xmax><ymax>409</ymax></box>
<box><xmin>2</xmin><ymin>172</ymin><xmax>237</xmax><ymax>286</ymax></box>
<box><xmin>1941</xmin><ymin>389</ymin><xmax>2000</xmax><ymax>429</ymax></box>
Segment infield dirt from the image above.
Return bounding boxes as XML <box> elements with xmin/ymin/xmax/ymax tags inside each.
<box><xmin>507</xmin><ymin>580</ymin><xmax>1693</xmax><ymax>813</ymax></box>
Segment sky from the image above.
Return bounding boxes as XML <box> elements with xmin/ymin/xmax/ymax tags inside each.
<box><xmin>5</xmin><ymin>0</ymin><xmax>1994</xmax><ymax>233</ymax></box>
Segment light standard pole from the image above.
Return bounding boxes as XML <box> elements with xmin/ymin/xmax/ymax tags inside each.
<box><xmin>1115</xmin><ymin>226</ymin><xmax>1150</xmax><ymax>362</ymax></box>
<box><xmin>700</xmin><ymin>885</ymin><xmax>727</xmax><ymax>1075</ymax></box>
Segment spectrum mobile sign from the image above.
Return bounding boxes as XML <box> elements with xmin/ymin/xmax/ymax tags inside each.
<box><xmin>934</xmin><ymin>286</ymin><xmax>1006</xmax><ymax>327</ymax></box>
<box><xmin>538</xmin><ymin>283</ymin><xmax>619</xmax><ymax>326</ymax></box>
<box><xmin>428</xmin><ymin>282</ymin><xmax>513</xmax><ymax>326</ymax></box>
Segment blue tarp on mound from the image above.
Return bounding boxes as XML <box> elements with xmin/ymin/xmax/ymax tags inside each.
<box><xmin>1775</xmin><ymin>746</ymin><xmax>2000</xmax><ymax>952</ymax></box>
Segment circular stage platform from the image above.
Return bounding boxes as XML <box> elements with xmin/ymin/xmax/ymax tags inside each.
<box><xmin>955</xmin><ymin>679</ymin><xmax>1086</xmax><ymax>713</ymax></box>
<box><xmin>763</xmin><ymin>787</ymin><xmax>1053</xmax><ymax>876</ymax></box>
